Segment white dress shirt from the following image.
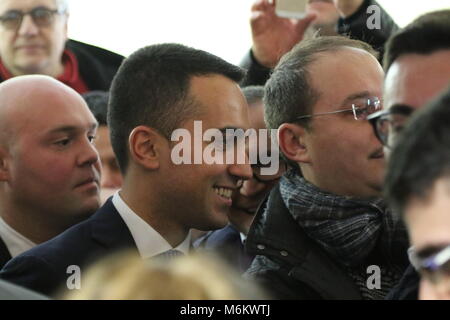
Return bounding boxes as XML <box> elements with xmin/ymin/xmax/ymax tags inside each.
<box><xmin>0</xmin><ymin>217</ymin><xmax>36</xmax><ymax>258</ymax></box>
<box><xmin>112</xmin><ymin>191</ymin><xmax>191</xmax><ymax>259</ymax></box>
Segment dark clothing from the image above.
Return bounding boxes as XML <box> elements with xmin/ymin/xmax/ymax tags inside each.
<box><xmin>194</xmin><ymin>224</ymin><xmax>255</xmax><ymax>273</ymax></box>
<box><xmin>0</xmin><ymin>39</ymin><xmax>124</xmax><ymax>92</ymax></box>
<box><xmin>337</xmin><ymin>0</ymin><xmax>398</xmax><ymax>60</ymax></box>
<box><xmin>244</xmin><ymin>184</ymin><xmax>362</xmax><ymax>299</ymax></box>
<box><xmin>386</xmin><ymin>264</ymin><xmax>419</xmax><ymax>300</ymax></box>
<box><xmin>0</xmin><ymin>199</ymin><xmax>137</xmax><ymax>296</ymax></box>
<box><xmin>240</xmin><ymin>0</ymin><xmax>398</xmax><ymax>87</ymax></box>
<box><xmin>0</xmin><ymin>238</ymin><xmax>12</xmax><ymax>270</ymax></box>
<box><xmin>65</xmin><ymin>40</ymin><xmax>124</xmax><ymax>91</ymax></box>
<box><xmin>244</xmin><ymin>175</ymin><xmax>409</xmax><ymax>300</ymax></box>
<box><xmin>0</xmin><ymin>279</ymin><xmax>48</xmax><ymax>300</ymax></box>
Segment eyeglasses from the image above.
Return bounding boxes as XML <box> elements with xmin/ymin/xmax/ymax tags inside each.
<box><xmin>295</xmin><ymin>96</ymin><xmax>382</xmax><ymax>122</ymax></box>
<box><xmin>367</xmin><ymin>105</ymin><xmax>414</xmax><ymax>149</ymax></box>
<box><xmin>0</xmin><ymin>6</ymin><xmax>66</xmax><ymax>30</ymax></box>
<box><xmin>410</xmin><ymin>245</ymin><xmax>450</xmax><ymax>291</ymax></box>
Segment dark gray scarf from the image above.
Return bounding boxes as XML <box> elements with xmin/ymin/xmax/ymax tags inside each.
<box><xmin>279</xmin><ymin>171</ymin><xmax>409</xmax><ymax>268</ymax></box>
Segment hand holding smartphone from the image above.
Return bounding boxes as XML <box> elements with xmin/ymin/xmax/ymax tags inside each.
<box><xmin>275</xmin><ymin>0</ymin><xmax>309</xmax><ymax>19</ymax></box>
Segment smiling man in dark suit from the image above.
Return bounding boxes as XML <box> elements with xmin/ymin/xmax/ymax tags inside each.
<box><xmin>0</xmin><ymin>43</ymin><xmax>253</xmax><ymax>296</ymax></box>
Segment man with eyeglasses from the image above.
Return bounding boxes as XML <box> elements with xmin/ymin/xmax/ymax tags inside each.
<box><xmin>243</xmin><ymin>36</ymin><xmax>409</xmax><ymax>300</ymax></box>
<box><xmin>0</xmin><ymin>0</ymin><xmax>123</xmax><ymax>93</ymax></box>
<box><xmin>195</xmin><ymin>86</ymin><xmax>286</xmax><ymax>273</ymax></box>
<box><xmin>384</xmin><ymin>86</ymin><xmax>450</xmax><ymax>300</ymax></box>
<box><xmin>367</xmin><ymin>10</ymin><xmax>450</xmax><ymax>300</ymax></box>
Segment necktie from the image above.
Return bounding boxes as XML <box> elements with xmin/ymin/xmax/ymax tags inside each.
<box><xmin>154</xmin><ymin>249</ymin><xmax>184</xmax><ymax>260</ymax></box>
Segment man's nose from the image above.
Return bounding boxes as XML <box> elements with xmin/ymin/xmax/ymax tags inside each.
<box><xmin>240</xmin><ymin>178</ymin><xmax>267</xmax><ymax>197</ymax></box>
<box><xmin>78</xmin><ymin>138</ymin><xmax>100</xmax><ymax>167</ymax></box>
<box><xmin>228</xmin><ymin>153</ymin><xmax>253</xmax><ymax>182</ymax></box>
<box><xmin>18</xmin><ymin>14</ymin><xmax>39</xmax><ymax>36</ymax></box>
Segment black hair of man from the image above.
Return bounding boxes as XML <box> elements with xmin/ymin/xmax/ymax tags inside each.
<box><xmin>384</xmin><ymin>9</ymin><xmax>450</xmax><ymax>71</ymax></box>
<box><xmin>108</xmin><ymin>43</ymin><xmax>245</xmax><ymax>173</ymax></box>
<box><xmin>242</xmin><ymin>85</ymin><xmax>264</xmax><ymax>106</ymax></box>
<box><xmin>384</xmin><ymin>86</ymin><xmax>450</xmax><ymax>217</ymax></box>
<box><xmin>82</xmin><ymin>91</ymin><xmax>109</xmax><ymax>126</ymax></box>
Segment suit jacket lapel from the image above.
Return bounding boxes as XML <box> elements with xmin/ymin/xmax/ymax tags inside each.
<box><xmin>89</xmin><ymin>199</ymin><xmax>137</xmax><ymax>251</ymax></box>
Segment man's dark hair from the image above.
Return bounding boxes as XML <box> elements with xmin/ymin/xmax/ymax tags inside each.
<box><xmin>242</xmin><ymin>85</ymin><xmax>264</xmax><ymax>106</ymax></box>
<box><xmin>384</xmin><ymin>9</ymin><xmax>450</xmax><ymax>71</ymax></box>
<box><xmin>384</xmin><ymin>86</ymin><xmax>450</xmax><ymax>217</ymax></box>
<box><xmin>82</xmin><ymin>91</ymin><xmax>109</xmax><ymax>126</ymax></box>
<box><xmin>108</xmin><ymin>43</ymin><xmax>245</xmax><ymax>173</ymax></box>
<box><xmin>263</xmin><ymin>36</ymin><xmax>376</xmax><ymax>171</ymax></box>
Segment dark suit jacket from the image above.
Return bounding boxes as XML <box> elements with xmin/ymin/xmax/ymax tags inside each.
<box><xmin>0</xmin><ymin>279</ymin><xmax>48</xmax><ymax>300</ymax></box>
<box><xmin>0</xmin><ymin>237</ymin><xmax>12</xmax><ymax>270</ymax></box>
<box><xmin>194</xmin><ymin>224</ymin><xmax>254</xmax><ymax>273</ymax></box>
<box><xmin>0</xmin><ymin>199</ymin><xmax>137</xmax><ymax>296</ymax></box>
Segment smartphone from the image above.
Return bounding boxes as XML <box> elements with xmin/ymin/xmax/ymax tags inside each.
<box><xmin>275</xmin><ymin>0</ymin><xmax>308</xmax><ymax>19</ymax></box>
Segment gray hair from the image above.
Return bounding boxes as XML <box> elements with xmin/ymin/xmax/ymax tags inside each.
<box><xmin>242</xmin><ymin>85</ymin><xmax>264</xmax><ymax>106</ymax></box>
<box><xmin>56</xmin><ymin>0</ymin><xmax>69</xmax><ymax>12</ymax></box>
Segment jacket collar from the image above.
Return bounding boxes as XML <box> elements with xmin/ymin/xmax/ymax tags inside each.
<box><xmin>246</xmin><ymin>184</ymin><xmax>362</xmax><ymax>299</ymax></box>
<box><xmin>89</xmin><ymin>198</ymin><xmax>136</xmax><ymax>250</ymax></box>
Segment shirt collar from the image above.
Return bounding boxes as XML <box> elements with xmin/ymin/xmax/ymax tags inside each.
<box><xmin>0</xmin><ymin>217</ymin><xmax>36</xmax><ymax>258</ymax></box>
<box><xmin>112</xmin><ymin>191</ymin><xmax>191</xmax><ymax>259</ymax></box>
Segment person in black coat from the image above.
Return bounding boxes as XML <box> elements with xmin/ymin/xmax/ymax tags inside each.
<box><xmin>240</xmin><ymin>0</ymin><xmax>398</xmax><ymax>87</ymax></box>
<box><xmin>0</xmin><ymin>0</ymin><xmax>123</xmax><ymax>93</ymax></box>
<box><xmin>369</xmin><ymin>9</ymin><xmax>450</xmax><ymax>300</ymax></box>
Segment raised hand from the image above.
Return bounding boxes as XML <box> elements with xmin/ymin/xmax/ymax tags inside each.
<box><xmin>250</xmin><ymin>0</ymin><xmax>316</xmax><ymax>68</ymax></box>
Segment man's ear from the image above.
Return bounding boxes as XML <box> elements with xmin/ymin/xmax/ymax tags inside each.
<box><xmin>128</xmin><ymin>126</ymin><xmax>165</xmax><ymax>170</ymax></box>
<box><xmin>0</xmin><ymin>147</ymin><xmax>10</xmax><ymax>181</ymax></box>
<box><xmin>278</xmin><ymin>123</ymin><xmax>311</xmax><ymax>164</ymax></box>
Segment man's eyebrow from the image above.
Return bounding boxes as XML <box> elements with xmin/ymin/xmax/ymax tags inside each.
<box><xmin>339</xmin><ymin>91</ymin><xmax>371</xmax><ymax>107</ymax></box>
<box><xmin>416</xmin><ymin>243</ymin><xmax>450</xmax><ymax>259</ymax></box>
<box><xmin>388</xmin><ymin>104</ymin><xmax>415</xmax><ymax>113</ymax></box>
<box><xmin>46</xmin><ymin>123</ymin><xmax>98</xmax><ymax>135</ymax></box>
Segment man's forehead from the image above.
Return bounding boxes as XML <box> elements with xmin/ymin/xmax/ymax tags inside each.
<box><xmin>384</xmin><ymin>50</ymin><xmax>450</xmax><ymax>111</ymax></box>
<box><xmin>0</xmin><ymin>0</ymin><xmax>56</xmax><ymax>11</ymax></box>
<box><xmin>309</xmin><ymin>49</ymin><xmax>383</xmax><ymax>108</ymax></box>
<box><xmin>189</xmin><ymin>75</ymin><xmax>250</xmax><ymax>129</ymax></box>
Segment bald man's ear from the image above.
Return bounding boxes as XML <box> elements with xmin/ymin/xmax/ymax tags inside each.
<box><xmin>278</xmin><ymin>123</ymin><xmax>311</xmax><ymax>164</ymax></box>
<box><xmin>128</xmin><ymin>126</ymin><xmax>165</xmax><ymax>170</ymax></box>
<box><xmin>0</xmin><ymin>147</ymin><xmax>10</xmax><ymax>181</ymax></box>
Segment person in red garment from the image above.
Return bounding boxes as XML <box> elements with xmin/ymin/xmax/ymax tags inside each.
<box><xmin>0</xmin><ymin>0</ymin><xmax>123</xmax><ymax>93</ymax></box>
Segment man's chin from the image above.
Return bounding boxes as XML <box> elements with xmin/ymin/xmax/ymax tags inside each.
<box><xmin>15</xmin><ymin>59</ymin><xmax>48</xmax><ymax>75</ymax></box>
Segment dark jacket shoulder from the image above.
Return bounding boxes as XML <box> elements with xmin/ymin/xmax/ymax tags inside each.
<box><xmin>0</xmin><ymin>199</ymin><xmax>136</xmax><ymax>296</ymax></box>
<box><xmin>66</xmin><ymin>39</ymin><xmax>124</xmax><ymax>91</ymax></box>
<box><xmin>244</xmin><ymin>184</ymin><xmax>361</xmax><ymax>300</ymax></box>
<box><xmin>386</xmin><ymin>264</ymin><xmax>419</xmax><ymax>300</ymax></box>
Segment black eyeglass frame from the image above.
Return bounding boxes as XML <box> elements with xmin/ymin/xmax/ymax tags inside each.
<box><xmin>367</xmin><ymin>105</ymin><xmax>414</xmax><ymax>148</ymax></box>
<box><xmin>410</xmin><ymin>245</ymin><xmax>450</xmax><ymax>285</ymax></box>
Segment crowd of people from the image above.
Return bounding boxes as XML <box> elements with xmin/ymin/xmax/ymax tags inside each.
<box><xmin>0</xmin><ymin>0</ymin><xmax>449</xmax><ymax>300</ymax></box>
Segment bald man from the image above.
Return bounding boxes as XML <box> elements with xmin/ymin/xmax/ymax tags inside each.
<box><xmin>0</xmin><ymin>75</ymin><xmax>101</xmax><ymax>268</ymax></box>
